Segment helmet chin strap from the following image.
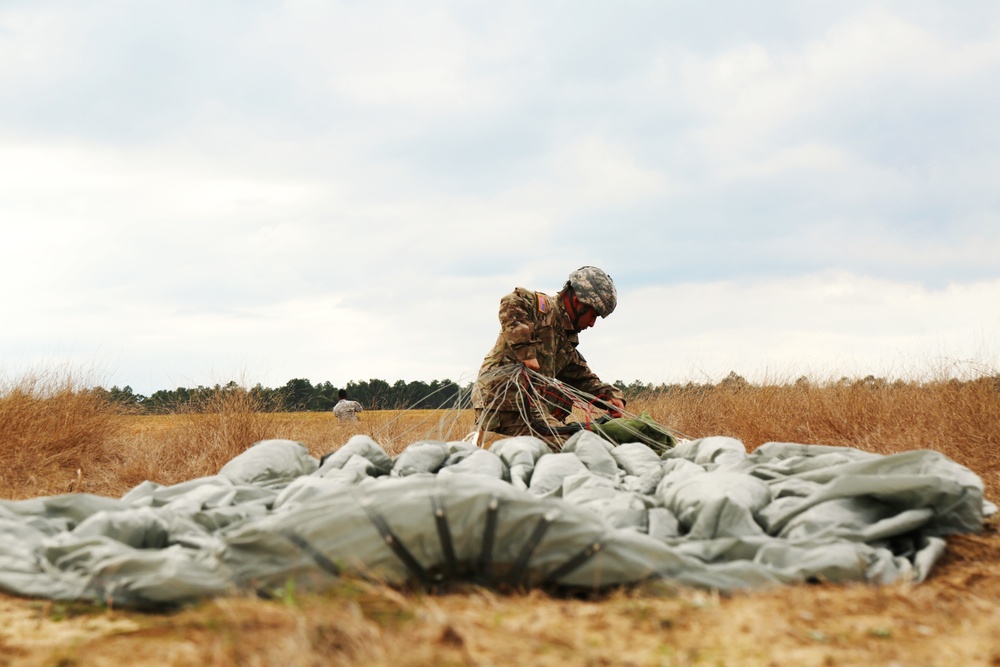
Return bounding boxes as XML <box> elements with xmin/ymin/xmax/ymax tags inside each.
<box><xmin>561</xmin><ymin>290</ymin><xmax>588</xmax><ymax>332</ymax></box>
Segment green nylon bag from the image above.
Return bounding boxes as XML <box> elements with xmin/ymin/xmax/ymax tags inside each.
<box><xmin>590</xmin><ymin>411</ymin><xmax>677</xmax><ymax>453</ymax></box>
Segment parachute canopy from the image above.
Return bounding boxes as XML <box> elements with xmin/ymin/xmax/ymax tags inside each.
<box><xmin>0</xmin><ymin>434</ymin><xmax>992</xmax><ymax>609</ymax></box>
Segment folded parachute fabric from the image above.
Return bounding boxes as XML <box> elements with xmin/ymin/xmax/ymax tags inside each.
<box><xmin>0</xmin><ymin>433</ymin><xmax>992</xmax><ymax>609</ymax></box>
<box><xmin>587</xmin><ymin>411</ymin><xmax>678</xmax><ymax>453</ymax></box>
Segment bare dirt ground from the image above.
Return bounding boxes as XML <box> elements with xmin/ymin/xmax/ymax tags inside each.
<box><xmin>2</xmin><ymin>519</ymin><xmax>996</xmax><ymax>667</ymax></box>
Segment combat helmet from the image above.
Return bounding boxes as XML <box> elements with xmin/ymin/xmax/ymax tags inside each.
<box><xmin>567</xmin><ymin>266</ymin><xmax>617</xmax><ymax>317</ymax></box>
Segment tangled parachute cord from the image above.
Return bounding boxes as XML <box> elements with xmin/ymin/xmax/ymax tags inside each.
<box><xmin>472</xmin><ymin>364</ymin><xmax>689</xmax><ymax>451</ymax></box>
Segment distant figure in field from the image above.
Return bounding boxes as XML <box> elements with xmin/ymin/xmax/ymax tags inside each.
<box><xmin>333</xmin><ymin>389</ymin><xmax>364</xmax><ymax>421</ymax></box>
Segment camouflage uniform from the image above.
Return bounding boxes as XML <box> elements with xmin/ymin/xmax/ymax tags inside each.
<box><xmin>333</xmin><ymin>399</ymin><xmax>363</xmax><ymax>421</ymax></box>
<box><xmin>472</xmin><ymin>286</ymin><xmax>624</xmax><ymax>439</ymax></box>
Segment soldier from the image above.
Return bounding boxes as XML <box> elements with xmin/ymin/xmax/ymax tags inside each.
<box><xmin>472</xmin><ymin>266</ymin><xmax>626</xmax><ymax>446</ymax></box>
<box><xmin>333</xmin><ymin>389</ymin><xmax>364</xmax><ymax>421</ymax></box>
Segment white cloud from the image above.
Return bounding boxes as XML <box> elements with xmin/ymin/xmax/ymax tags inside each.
<box><xmin>675</xmin><ymin>8</ymin><xmax>1000</xmax><ymax>171</ymax></box>
<box><xmin>0</xmin><ymin>7</ymin><xmax>79</xmax><ymax>83</ymax></box>
<box><xmin>1</xmin><ymin>2</ymin><xmax>999</xmax><ymax>395</ymax></box>
<box><xmin>591</xmin><ymin>273</ymin><xmax>1000</xmax><ymax>384</ymax></box>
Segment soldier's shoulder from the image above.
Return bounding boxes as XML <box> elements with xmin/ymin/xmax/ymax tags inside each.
<box><xmin>500</xmin><ymin>287</ymin><xmax>536</xmax><ymax>306</ymax></box>
<box><xmin>509</xmin><ymin>288</ymin><xmax>558</xmax><ymax>311</ymax></box>
<box><xmin>508</xmin><ymin>286</ymin><xmax>535</xmax><ymax>298</ymax></box>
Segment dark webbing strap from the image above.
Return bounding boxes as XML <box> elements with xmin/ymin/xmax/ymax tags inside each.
<box><xmin>507</xmin><ymin>509</ymin><xmax>561</xmax><ymax>586</ymax></box>
<box><xmin>355</xmin><ymin>489</ymin><xmax>430</xmax><ymax>585</ymax></box>
<box><xmin>544</xmin><ymin>538</ymin><xmax>605</xmax><ymax>584</ymax></box>
<box><xmin>432</xmin><ymin>489</ymin><xmax>458</xmax><ymax>578</ymax></box>
<box><xmin>479</xmin><ymin>494</ymin><xmax>502</xmax><ymax>575</ymax></box>
<box><xmin>280</xmin><ymin>529</ymin><xmax>342</xmax><ymax>578</ymax></box>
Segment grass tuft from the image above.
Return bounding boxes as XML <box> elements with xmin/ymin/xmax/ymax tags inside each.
<box><xmin>638</xmin><ymin>373</ymin><xmax>1000</xmax><ymax>499</ymax></box>
<box><xmin>106</xmin><ymin>385</ymin><xmax>298</xmax><ymax>490</ymax></box>
<box><xmin>0</xmin><ymin>372</ymin><xmax>123</xmax><ymax>499</ymax></box>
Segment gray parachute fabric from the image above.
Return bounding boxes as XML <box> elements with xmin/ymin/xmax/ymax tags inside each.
<box><xmin>0</xmin><ymin>434</ymin><xmax>993</xmax><ymax>609</ymax></box>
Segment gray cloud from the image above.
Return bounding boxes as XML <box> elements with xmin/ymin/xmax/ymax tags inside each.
<box><xmin>2</xmin><ymin>2</ymin><xmax>998</xmax><ymax>392</ymax></box>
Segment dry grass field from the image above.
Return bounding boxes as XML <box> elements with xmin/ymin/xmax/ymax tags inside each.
<box><xmin>0</xmin><ymin>371</ymin><xmax>998</xmax><ymax>666</ymax></box>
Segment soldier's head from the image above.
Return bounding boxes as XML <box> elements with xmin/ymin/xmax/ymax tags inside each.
<box><xmin>562</xmin><ymin>266</ymin><xmax>617</xmax><ymax>331</ymax></box>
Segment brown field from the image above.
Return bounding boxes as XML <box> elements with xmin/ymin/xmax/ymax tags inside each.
<box><xmin>1</xmin><ymin>373</ymin><xmax>998</xmax><ymax>666</ymax></box>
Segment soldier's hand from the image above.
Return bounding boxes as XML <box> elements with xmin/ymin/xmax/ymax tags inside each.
<box><xmin>523</xmin><ymin>358</ymin><xmax>541</xmax><ymax>372</ymax></box>
<box><xmin>605</xmin><ymin>397</ymin><xmax>625</xmax><ymax>419</ymax></box>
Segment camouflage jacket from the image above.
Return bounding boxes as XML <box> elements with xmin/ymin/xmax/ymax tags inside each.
<box><xmin>333</xmin><ymin>399</ymin><xmax>363</xmax><ymax>421</ymax></box>
<box><xmin>472</xmin><ymin>287</ymin><xmax>624</xmax><ymax>413</ymax></box>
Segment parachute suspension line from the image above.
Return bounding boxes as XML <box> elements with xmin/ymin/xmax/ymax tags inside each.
<box><xmin>474</xmin><ymin>364</ymin><xmax>691</xmax><ymax>448</ymax></box>
<box><xmin>472</xmin><ymin>364</ymin><xmax>573</xmax><ymax>449</ymax></box>
<box><xmin>369</xmin><ymin>379</ymin><xmax>474</xmax><ymax>444</ymax></box>
<box><xmin>520</xmin><ymin>365</ymin><xmax>690</xmax><ymax>441</ymax></box>
<box><xmin>359</xmin><ymin>362</ymin><xmax>690</xmax><ymax>449</ymax></box>
<box><xmin>429</xmin><ymin>376</ymin><xmax>482</xmax><ymax>441</ymax></box>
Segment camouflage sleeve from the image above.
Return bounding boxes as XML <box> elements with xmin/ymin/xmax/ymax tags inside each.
<box><xmin>497</xmin><ymin>288</ymin><xmax>540</xmax><ymax>363</ymax></box>
<box><xmin>556</xmin><ymin>351</ymin><xmax>626</xmax><ymax>405</ymax></box>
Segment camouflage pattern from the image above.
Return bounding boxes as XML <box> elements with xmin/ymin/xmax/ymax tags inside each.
<box><xmin>567</xmin><ymin>266</ymin><xmax>617</xmax><ymax>318</ymax></box>
<box><xmin>472</xmin><ymin>286</ymin><xmax>624</xmax><ymax>423</ymax></box>
<box><xmin>333</xmin><ymin>399</ymin><xmax>363</xmax><ymax>421</ymax></box>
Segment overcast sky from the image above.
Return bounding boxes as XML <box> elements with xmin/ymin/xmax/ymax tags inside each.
<box><xmin>2</xmin><ymin>1</ymin><xmax>999</xmax><ymax>395</ymax></box>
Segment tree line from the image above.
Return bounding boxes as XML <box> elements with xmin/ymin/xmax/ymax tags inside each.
<box><xmin>95</xmin><ymin>371</ymin><xmax>963</xmax><ymax>414</ymax></box>
<box><xmin>96</xmin><ymin>376</ymin><xmax>696</xmax><ymax>414</ymax></box>
<box><xmin>90</xmin><ymin>373</ymin><xmax>801</xmax><ymax>414</ymax></box>
<box><xmin>95</xmin><ymin>373</ymin><xmax>755</xmax><ymax>414</ymax></box>
<box><xmin>95</xmin><ymin>378</ymin><xmax>473</xmax><ymax>414</ymax></box>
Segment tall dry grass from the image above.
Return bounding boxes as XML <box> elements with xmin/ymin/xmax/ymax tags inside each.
<box><xmin>635</xmin><ymin>374</ymin><xmax>1000</xmax><ymax>499</ymax></box>
<box><xmin>0</xmin><ymin>372</ymin><xmax>123</xmax><ymax>499</ymax></box>
<box><xmin>2</xmin><ymin>369</ymin><xmax>999</xmax><ymax>667</ymax></box>
<box><xmin>108</xmin><ymin>387</ymin><xmax>300</xmax><ymax>491</ymax></box>
<box><xmin>1</xmin><ymin>370</ymin><xmax>997</xmax><ymax>501</ymax></box>
<box><xmin>104</xmin><ymin>401</ymin><xmax>474</xmax><ymax>494</ymax></box>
